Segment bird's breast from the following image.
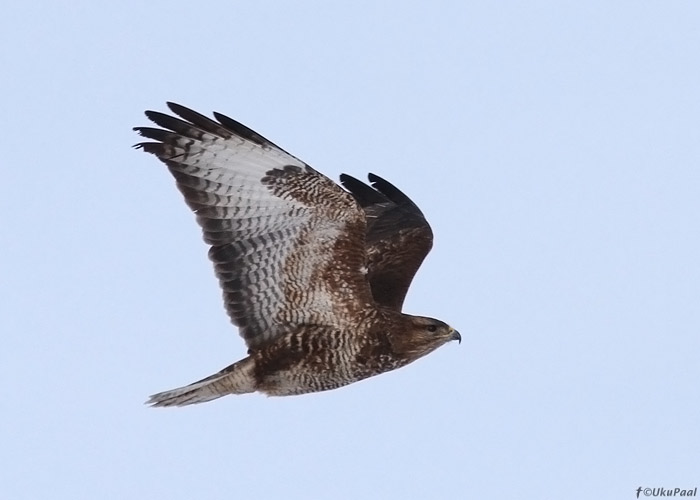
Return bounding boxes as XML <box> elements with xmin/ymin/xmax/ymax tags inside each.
<box><xmin>253</xmin><ymin>326</ymin><xmax>406</xmax><ymax>396</ymax></box>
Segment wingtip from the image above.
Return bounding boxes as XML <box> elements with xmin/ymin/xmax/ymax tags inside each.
<box><xmin>339</xmin><ymin>173</ymin><xmax>361</xmax><ymax>186</ymax></box>
<box><xmin>165</xmin><ymin>101</ymin><xmax>184</xmax><ymax>113</ymax></box>
<box><xmin>340</xmin><ymin>173</ymin><xmax>389</xmax><ymax>205</ymax></box>
<box><xmin>367</xmin><ymin>173</ymin><xmax>424</xmax><ymax>213</ymax></box>
<box><xmin>143</xmin><ymin>109</ymin><xmax>159</xmax><ymax>120</ymax></box>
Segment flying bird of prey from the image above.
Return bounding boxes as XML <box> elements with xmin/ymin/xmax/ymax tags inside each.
<box><xmin>134</xmin><ymin>103</ymin><xmax>460</xmax><ymax>406</ymax></box>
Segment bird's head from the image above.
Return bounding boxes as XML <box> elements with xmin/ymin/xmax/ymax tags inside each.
<box><xmin>392</xmin><ymin>314</ymin><xmax>461</xmax><ymax>362</ymax></box>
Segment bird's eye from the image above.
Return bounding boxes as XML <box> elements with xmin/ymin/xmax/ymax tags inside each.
<box><xmin>426</xmin><ymin>325</ymin><xmax>438</xmax><ymax>333</ymax></box>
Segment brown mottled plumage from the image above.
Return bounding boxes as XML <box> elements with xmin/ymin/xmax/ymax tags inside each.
<box><xmin>134</xmin><ymin>103</ymin><xmax>459</xmax><ymax>406</ymax></box>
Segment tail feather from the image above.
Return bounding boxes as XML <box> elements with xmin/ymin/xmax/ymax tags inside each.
<box><xmin>146</xmin><ymin>358</ymin><xmax>256</xmax><ymax>407</ymax></box>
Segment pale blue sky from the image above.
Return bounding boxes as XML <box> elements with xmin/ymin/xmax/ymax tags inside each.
<box><xmin>2</xmin><ymin>2</ymin><xmax>699</xmax><ymax>499</ymax></box>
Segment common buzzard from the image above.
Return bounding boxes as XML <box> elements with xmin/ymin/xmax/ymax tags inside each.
<box><xmin>134</xmin><ymin>103</ymin><xmax>460</xmax><ymax>406</ymax></box>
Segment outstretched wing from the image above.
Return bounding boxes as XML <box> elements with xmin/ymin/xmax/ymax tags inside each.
<box><xmin>340</xmin><ymin>173</ymin><xmax>433</xmax><ymax>311</ymax></box>
<box><xmin>134</xmin><ymin>103</ymin><xmax>373</xmax><ymax>350</ymax></box>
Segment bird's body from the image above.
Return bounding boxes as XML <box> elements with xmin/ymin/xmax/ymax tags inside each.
<box><xmin>134</xmin><ymin>103</ymin><xmax>459</xmax><ymax>406</ymax></box>
<box><xmin>149</xmin><ymin>309</ymin><xmax>450</xmax><ymax>405</ymax></box>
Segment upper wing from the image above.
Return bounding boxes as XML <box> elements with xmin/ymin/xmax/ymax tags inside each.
<box><xmin>134</xmin><ymin>103</ymin><xmax>374</xmax><ymax>350</ymax></box>
<box><xmin>340</xmin><ymin>173</ymin><xmax>433</xmax><ymax>311</ymax></box>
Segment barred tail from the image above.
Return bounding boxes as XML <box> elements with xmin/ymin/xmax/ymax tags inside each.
<box><xmin>146</xmin><ymin>357</ymin><xmax>256</xmax><ymax>407</ymax></box>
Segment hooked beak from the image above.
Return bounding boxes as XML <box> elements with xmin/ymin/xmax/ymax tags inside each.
<box><xmin>449</xmin><ymin>327</ymin><xmax>461</xmax><ymax>344</ymax></box>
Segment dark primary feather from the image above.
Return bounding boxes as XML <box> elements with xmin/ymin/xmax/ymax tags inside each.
<box><xmin>340</xmin><ymin>173</ymin><xmax>433</xmax><ymax>311</ymax></box>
